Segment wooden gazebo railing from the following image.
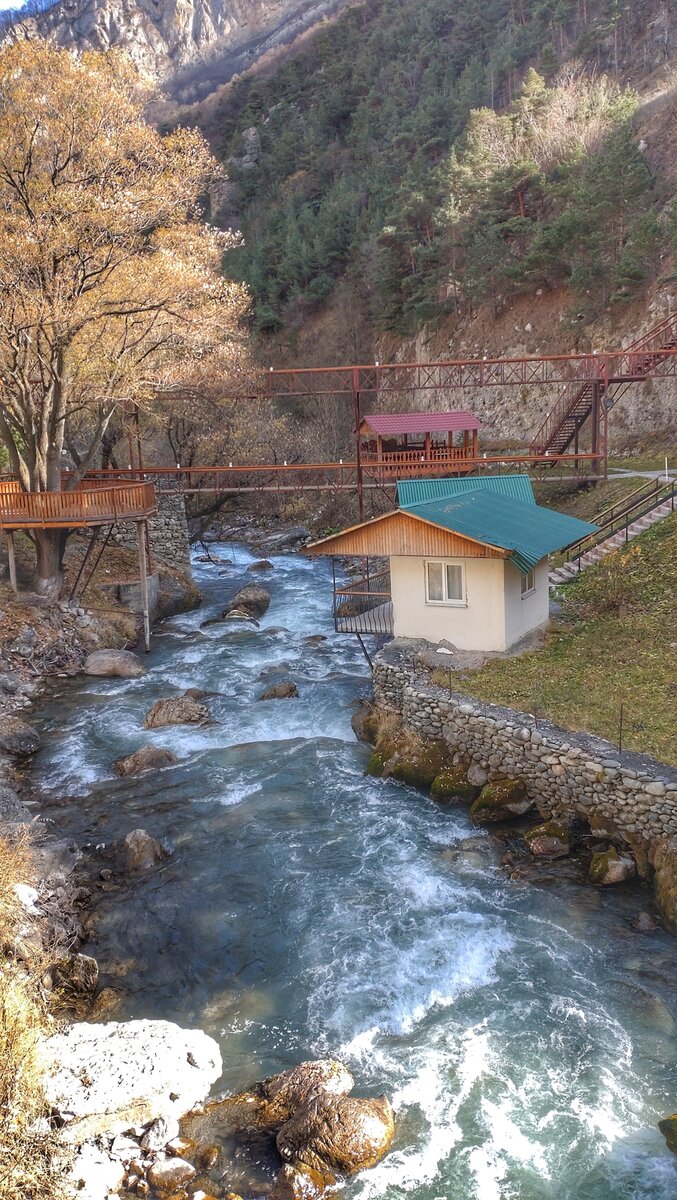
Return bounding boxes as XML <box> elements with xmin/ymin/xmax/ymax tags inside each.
<box><xmin>0</xmin><ymin>481</ymin><xmax>156</xmax><ymax>529</ymax></box>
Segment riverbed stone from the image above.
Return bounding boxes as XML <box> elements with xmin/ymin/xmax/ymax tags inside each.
<box><xmin>0</xmin><ymin>715</ymin><xmax>40</xmax><ymax>757</ymax></box>
<box><xmin>120</xmin><ymin>828</ymin><xmax>167</xmax><ymax>872</ymax></box>
<box><xmin>248</xmin><ymin>560</ymin><xmax>274</xmax><ymax>572</ymax></box>
<box><xmin>470</xmin><ymin>779</ymin><xmax>533</xmax><ymax>824</ymax></box>
<box><xmin>147</xmin><ymin>1156</ymin><xmax>196</xmax><ymax>1191</ymax></box>
<box><xmin>40</xmin><ymin>1019</ymin><xmax>222</xmax><ymax>1143</ymax></box>
<box><xmin>83</xmin><ymin>649</ymin><xmax>146</xmax><ymax>678</ymax></box>
<box><xmin>144</xmin><ymin>696</ymin><xmax>209</xmax><ymax>728</ymax></box>
<box><xmin>588</xmin><ymin>847</ymin><xmax>636</xmax><ymax>886</ymax></box>
<box><xmin>524</xmin><ymin>821</ymin><xmax>570</xmax><ymax>859</ymax></box>
<box><xmin>0</xmin><ymin>785</ymin><xmax>30</xmax><ymax>824</ymax></box>
<box><xmin>222</xmin><ymin>584</ymin><xmax>271</xmax><ymax>621</ymax></box>
<box><xmin>65</xmin><ymin>1139</ymin><xmax>126</xmax><ymax>1200</ymax></box>
<box><xmin>258</xmin><ymin>681</ymin><xmax>299</xmax><ymax>700</ymax></box>
<box><xmin>276</xmin><ymin>1092</ymin><xmax>394</xmax><ymax>1176</ymax></box>
<box><xmin>114</xmin><ymin>746</ymin><xmax>179</xmax><ymax>776</ymax></box>
<box><xmin>272</xmin><ymin>1163</ymin><xmax>331</xmax><ymax>1199</ymax></box>
<box><xmin>430</xmin><ymin>767</ymin><xmax>477</xmax><ymax>804</ymax></box>
<box><xmin>141</xmin><ymin>1114</ymin><xmax>181</xmax><ymax>1151</ymax></box>
<box><xmin>52</xmin><ymin>952</ymin><xmax>99</xmax><ymax>997</ymax></box>
<box><xmin>658</xmin><ymin>1113</ymin><xmax>677</xmax><ymax>1154</ymax></box>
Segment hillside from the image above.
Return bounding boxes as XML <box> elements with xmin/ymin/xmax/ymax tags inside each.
<box><xmin>2</xmin><ymin>0</ymin><xmax>357</xmax><ymax>100</ymax></box>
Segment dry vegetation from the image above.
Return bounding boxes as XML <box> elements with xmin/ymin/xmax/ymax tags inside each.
<box><xmin>0</xmin><ymin>836</ymin><xmax>64</xmax><ymax>1200</ymax></box>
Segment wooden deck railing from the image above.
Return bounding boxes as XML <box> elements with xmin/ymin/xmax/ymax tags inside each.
<box><xmin>0</xmin><ymin>481</ymin><xmax>156</xmax><ymax>529</ymax></box>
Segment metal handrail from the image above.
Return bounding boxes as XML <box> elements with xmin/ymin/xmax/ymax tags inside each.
<box><xmin>564</xmin><ymin>479</ymin><xmax>676</xmax><ymax>565</ymax></box>
<box><xmin>592</xmin><ymin>475</ymin><xmax>665</xmax><ymax>527</ymax></box>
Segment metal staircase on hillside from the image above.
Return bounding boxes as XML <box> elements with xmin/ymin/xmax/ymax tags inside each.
<box><xmin>549</xmin><ymin>477</ymin><xmax>676</xmax><ymax>586</ymax></box>
<box><xmin>531</xmin><ymin>313</ymin><xmax>677</xmax><ymax>458</ymax></box>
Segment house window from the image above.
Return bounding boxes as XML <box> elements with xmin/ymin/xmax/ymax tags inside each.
<box><xmin>425</xmin><ymin>560</ymin><xmax>465</xmax><ymax>605</ymax></box>
<box><xmin>520</xmin><ymin>568</ymin><xmax>536</xmax><ymax>597</ymax></box>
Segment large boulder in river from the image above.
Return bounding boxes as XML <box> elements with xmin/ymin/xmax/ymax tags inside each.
<box><xmin>39</xmin><ymin>1019</ymin><xmax>222</xmax><ymax>1143</ymax></box>
<box><xmin>588</xmin><ymin>847</ymin><xmax>636</xmax><ymax>886</ymax></box>
<box><xmin>276</xmin><ymin>1092</ymin><xmax>395</xmax><ymax>1176</ymax></box>
<box><xmin>658</xmin><ymin>1113</ymin><xmax>677</xmax><ymax>1154</ymax></box>
<box><xmin>120</xmin><ymin>829</ymin><xmax>168</xmax><ymax>872</ymax></box>
<box><xmin>0</xmin><ymin>716</ymin><xmax>40</xmax><ymax>757</ymax></box>
<box><xmin>258</xmin><ymin>681</ymin><xmax>299</xmax><ymax>701</ymax></box>
<box><xmin>430</xmin><ymin>767</ymin><xmax>478</xmax><ymax>805</ymax></box>
<box><xmin>470</xmin><ymin>779</ymin><xmax>533</xmax><ymax>824</ymax></box>
<box><xmin>144</xmin><ymin>695</ymin><xmax>209</xmax><ymax>728</ymax></box>
<box><xmin>222</xmin><ymin>584</ymin><xmax>271</xmax><ymax>621</ymax></box>
<box><xmin>524</xmin><ymin>820</ymin><xmax>570</xmax><ymax>859</ymax></box>
<box><xmin>84</xmin><ymin>649</ymin><xmax>146</xmax><ymax>678</ymax></box>
<box><xmin>248</xmin><ymin>560</ymin><xmax>274</xmax><ymax>572</ymax></box>
<box><xmin>113</xmin><ymin>745</ymin><xmax>178</xmax><ymax>776</ymax></box>
<box><xmin>272</xmin><ymin>1163</ymin><xmax>331</xmax><ymax>1199</ymax></box>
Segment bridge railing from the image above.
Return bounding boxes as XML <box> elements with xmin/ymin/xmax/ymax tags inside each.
<box><xmin>0</xmin><ymin>482</ymin><xmax>156</xmax><ymax>529</ymax></box>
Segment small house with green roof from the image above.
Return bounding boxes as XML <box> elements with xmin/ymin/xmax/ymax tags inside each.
<box><xmin>306</xmin><ymin>476</ymin><xmax>597</xmax><ymax>651</ymax></box>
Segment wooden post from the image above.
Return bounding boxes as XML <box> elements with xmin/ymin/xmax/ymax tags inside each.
<box><xmin>424</xmin><ymin>431</ymin><xmax>431</xmax><ymax>462</ymax></box>
<box><xmin>472</xmin><ymin>429</ymin><xmax>478</xmax><ymax>459</ymax></box>
<box><xmin>6</xmin><ymin>531</ymin><xmax>17</xmax><ymax>592</ymax></box>
<box><xmin>137</xmin><ymin>520</ymin><xmax>151</xmax><ymax>652</ymax></box>
<box><xmin>376</xmin><ymin>435</ymin><xmax>383</xmax><ymax>463</ymax></box>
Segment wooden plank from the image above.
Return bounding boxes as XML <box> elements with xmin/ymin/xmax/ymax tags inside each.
<box><xmin>307</xmin><ymin>509</ymin><xmax>506</xmax><ymax>558</ymax></box>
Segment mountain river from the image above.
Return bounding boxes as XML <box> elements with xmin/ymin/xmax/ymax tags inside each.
<box><xmin>31</xmin><ymin>545</ymin><xmax>677</xmax><ymax>1200</ymax></box>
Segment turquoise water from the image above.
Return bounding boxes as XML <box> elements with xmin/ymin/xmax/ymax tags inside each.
<box><xmin>33</xmin><ymin>546</ymin><xmax>677</xmax><ymax>1199</ymax></box>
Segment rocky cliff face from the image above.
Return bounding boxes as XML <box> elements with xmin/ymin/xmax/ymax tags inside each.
<box><xmin>18</xmin><ymin>0</ymin><xmax>351</xmax><ymax>99</ymax></box>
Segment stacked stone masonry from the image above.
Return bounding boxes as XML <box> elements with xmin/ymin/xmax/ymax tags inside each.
<box><xmin>111</xmin><ymin>491</ymin><xmax>191</xmax><ymax>573</ymax></box>
<box><xmin>373</xmin><ymin>642</ymin><xmax>677</xmax><ymax>844</ymax></box>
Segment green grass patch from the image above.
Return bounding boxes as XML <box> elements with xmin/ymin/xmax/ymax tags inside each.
<box><xmin>455</xmin><ymin>515</ymin><xmax>677</xmax><ymax>765</ymax></box>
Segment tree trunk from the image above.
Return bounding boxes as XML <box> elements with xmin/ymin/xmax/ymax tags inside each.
<box><xmin>34</xmin><ymin>529</ymin><xmax>68</xmax><ymax>599</ymax></box>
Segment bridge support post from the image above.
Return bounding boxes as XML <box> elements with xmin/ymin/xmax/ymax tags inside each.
<box><xmin>136</xmin><ymin>519</ymin><xmax>151</xmax><ymax>653</ymax></box>
<box><xmin>353</xmin><ymin>366</ymin><xmax>364</xmax><ymax>522</ymax></box>
<box><xmin>6</xmin><ymin>531</ymin><xmax>17</xmax><ymax>592</ymax></box>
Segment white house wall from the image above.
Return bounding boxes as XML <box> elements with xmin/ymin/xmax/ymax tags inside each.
<box><xmin>503</xmin><ymin>559</ymin><xmax>550</xmax><ymax>648</ymax></box>
<box><xmin>390</xmin><ymin>555</ymin><xmax>507</xmax><ymax>650</ymax></box>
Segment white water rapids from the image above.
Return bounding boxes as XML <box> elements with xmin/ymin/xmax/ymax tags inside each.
<box><xmin>32</xmin><ymin>545</ymin><xmax>677</xmax><ymax>1199</ymax></box>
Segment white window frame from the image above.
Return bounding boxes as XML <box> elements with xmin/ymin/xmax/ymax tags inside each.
<box><xmin>424</xmin><ymin>559</ymin><xmax>466</xmax><ymax>607</ymax></box>
<box><xmin>520</xmin><ymin>568</ymin><xmax>536</xmax><ymax>598</ymax></box>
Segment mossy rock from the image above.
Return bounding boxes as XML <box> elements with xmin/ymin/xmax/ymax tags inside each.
<box><xmin>470</xmin><ymin>779</ymin><xmax>532</xmax><ymax>824</ymax></box>
<box><xmin>430</xmin><ymin>767</ymin><xmax>478</xmax><ymax>805</ymax></box>
<box><xmin>362</xmin><ymin>710</ymin><xmax>381</xmax><ymax>745</ymax></box>
<box><xmin>388</xmin><ymin>739</ymin><xmax>450</xmax><ymax>791</ymax></box>
<box><xmin>365</xmin><ymin>752</ymin><xmax>387</xmax><ymax>778</ymax></box>
<box><xmin>658</xmin><ymin>1114</ymin><xmax>677</xmax><ymax>1155</ymax></box>
<box><xmin>588</xmin><ymin>847</ymin><xmax>636</xmax><ymax>886</ymax></box>
<box><xmin>524</xmin><ymin>821</ymin><xmax>570</xmax><ymax>859</ymax></box>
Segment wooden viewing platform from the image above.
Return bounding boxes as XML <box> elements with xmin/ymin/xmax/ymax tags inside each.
<box><xmin>0</xmin><ymin>480</ymin><xmax>156</xmax><ymax>529</ymax></box>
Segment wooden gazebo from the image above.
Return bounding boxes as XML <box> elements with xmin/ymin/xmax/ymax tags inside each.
<box><xmin>358</xmin><ymin>410</ymin><xmax>480</xmax><ymax>477</ymax></box>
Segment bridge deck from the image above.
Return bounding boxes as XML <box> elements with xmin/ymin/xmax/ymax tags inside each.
<box><xmin>0</xmin><ymin>481</ymin><xmax>156</xmax><ymax>530</ymax></box>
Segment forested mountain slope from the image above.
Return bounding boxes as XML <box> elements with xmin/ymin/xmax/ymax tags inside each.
<box><xmin>214</xmin><ymin>0</ymin><xmax>676</xmax><ymax>358</ymax></box>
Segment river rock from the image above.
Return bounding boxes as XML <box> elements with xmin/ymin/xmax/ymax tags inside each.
<box><xmin>40</xmin><ymin>1019</ymin><xmax>222</xmax><ymax>1143</ymax></box>
<box><xmin>222</xmin><ymin>584</ymin><xmax>271</xmax><ymax>621</ymax></box>
<box><xmin>0</xmin><ymin>784</ymin><xmax>30</xmax><ymax>824</ymax></box>
<box><xmin>120</xmin><ymin>829</ymin><xmax>167</xmax><ymax>871</ymax></box>
<box><xmin>114</xmin><ymin>746</ymin><xmax>178</xmax><ymax>776</ymax></box>
<box><xmin>303</xmin><ymin>634</ymin><xmax>327</xmax><ymax>645</ymax></box>
<box><xmin>272</xmin><ymin>1163</ymin><xmax>331</xmax><ymax>1199</ymax></box>
<box><xmin>258</xmin><ymin>681</ymin><xmax>299</xmax><ymax>700</ymax></box>
<box><xmin>524</xmin><ymin>821</ymin><xmax>570</xmax><ymax>859</ymax></box>
<box><xmin>658</xmin><ymin>1113</ymin><xmax>677</xmax><ymax>1154</ymax></box>
<box><xmin>141</xmin><ymin>1114</ymin><xmax>180</xmax><ymax>1150</ymax></box>
<box><xmin>0</xmin><ymin>716</ymin><xmax>40</xmax><ymax>757</ymax></box>
<box><xmin>276</xmin><ymin>1092</ymin><xmax>394</xmax><ymax>1176</ymax></box>
<box><xmin>66</xmin><ymin>1140</ymin><xmax>125</xmax><ymax>1200</ymax></box>
<box><xmin>588</xmin><ymin>847</ymin><xmax>636</xmax><ymax>885</ymax></box>
<box><xmin>470</xmin><ymin>780</ymin><xmax>533</xmax><ymax>823</ymax></box>
<box><xmin>430</xmin><ymin>767</ymin><xmax>478</xmax><ymax>804</ymax></box>
<box><xmin>83</xmin><ymin>649</ymin><xmax>146</xmax><ymax>678</ymax></box>
<box><xmin>52</xmin><ymin>953</ymin><xmax>99</xmax><ymax>996</ymax></box>
<box><xmin>144</xmin><ymin>695</ymin><xmax>209</xmax><ymax>728</ymax></box>
<box><xmin>147</xmin><ymin>1157</ymin><xmax>196</xmax><ymax>1190</ymax></box>
<box><xmin>248</xmin><ymin>560</ymin><xmax>274</xmax><ymax>572</ymax></box>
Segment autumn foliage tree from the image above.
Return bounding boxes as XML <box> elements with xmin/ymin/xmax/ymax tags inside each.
<box><xmin>0</xmin><ymin>39</ymin><xmax>252</xmax><ymax>595</ymax></box>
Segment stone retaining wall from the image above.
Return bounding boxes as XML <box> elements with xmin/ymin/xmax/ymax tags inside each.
<box><xmin>373</xmin><ymin>641</ymin><xmax>677</xmax><ymax>849</ymax></box>
<box><xmin>111</xmin><ymin>491</ymin><xmax>191</xmax><ymax>573</ymax></box>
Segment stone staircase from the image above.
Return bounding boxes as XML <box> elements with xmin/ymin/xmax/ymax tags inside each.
<box><xmin>550</xmin><ymin>497</ymin><xmax>675</xmax><ymax>586</ymax></box>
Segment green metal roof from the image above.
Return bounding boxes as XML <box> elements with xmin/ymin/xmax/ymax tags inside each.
<box><xmin>397</xmin><ymin>474</ymin><xmax>535</xmax><ymax>507</ymax></box>
<box><xmin>401</xmin><ymin>490</ymin><xmax>598</xmax><ymax>572</ymax></box>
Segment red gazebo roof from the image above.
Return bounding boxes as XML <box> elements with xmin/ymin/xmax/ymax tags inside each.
<box><xmin>360</xmin><ymin>410</ymin><xmax>481</xmax><ymax>436</ymax></box>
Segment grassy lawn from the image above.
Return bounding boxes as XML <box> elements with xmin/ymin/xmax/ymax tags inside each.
<box><xmin>454</xmin><ymin>515</ymin><xmax>677</xmax><ymax>765</ymax></box>
<box><xmin>534</xmin><ymin>476</ymin><xmax>655</xmax><ymax>522</ymax></box>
